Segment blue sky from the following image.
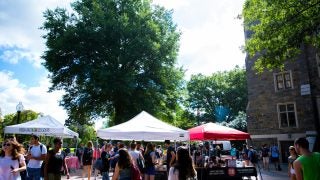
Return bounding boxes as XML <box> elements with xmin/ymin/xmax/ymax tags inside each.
<box><xmin>0</xmin><ymin>0</ymin><xmax>245</xmax><ymax>127</ymax></box>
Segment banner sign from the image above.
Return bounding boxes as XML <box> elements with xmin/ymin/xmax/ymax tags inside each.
<box><xmin>19</xmin><ymin>128</ymin><xmax>50</xmax><ymax>133</ymax></box>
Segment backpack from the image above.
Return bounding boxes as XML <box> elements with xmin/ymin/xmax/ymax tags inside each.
<box><xmin>271</xmin><ymin>146</ymin><xmax>279</xmax><ymax>157</ymax></box>
<box><xmin>131</xmin><ymin>164</ymin><xmax>142</xmax><ymax>180</ymax></box>
<box><xmin>143</xmin><ymin>152</ymin><xmax>153</xmax><ymax>168</ymax></box>
<box><xmin>29</xmin><ymin>144</ymin><xmax>46</xmax><ymax>177</ymax></box>
<box><xmin>82</xmin><ymin>148</ymin><xmax>93</xmax><ymax>164</ymax></box>
<box><xmin>250</xmin><ymin>150</ymin><xmax>258</xmax><ymax>163</ymax></box>
<box><xmin>17</xmin><ymin>155</ymin><xmax>27</xmax><ymax>180</ymax></box>
<box><xmin>262</xmin><ymin>147</ymin><xmax>269</xmax><ymax>157</ymax></box>
<box><xmin>93</xmin><ymin>158</ymin><xmax>103</xmax><ymax>171</ymax></box>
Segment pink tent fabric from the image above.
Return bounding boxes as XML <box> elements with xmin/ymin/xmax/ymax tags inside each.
<box><xmin>188</xmin><ymin>122</ymin><xmax>250</xmax><ymax>140</ymax></box>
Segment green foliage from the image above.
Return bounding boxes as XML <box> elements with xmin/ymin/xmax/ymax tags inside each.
<box><xmin>41</xmin><ymin>0</ymin><xmax>184</xmax><ymax>125</ymax></box>
<box><xmin>243</xmin><ymin>0</ymin><xmax>320</xmax><ymax>72</ymax></box>
<box><xmin>0</xmin><ymin>110</ymin><xmax>39</xmax><ymax>142</ymax></box>
<box><xmin>67</xmin><ymin>123</ymin><xmax>96</xmax><ymax>144</ymax></box>
<box><xmin>187</xmin><ymin>66</ymin><xmax>247</xmax><ymax>123</ymax></box>
<box><xmin>219</xmin><ymin>111</ymin><xmax>247</xmax><ymax>132</ymax></box>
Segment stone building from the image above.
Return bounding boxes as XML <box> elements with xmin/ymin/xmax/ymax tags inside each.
<box><xmin>245</xmin><ymin>44</ymin><xmax>320</xmax><ymax>162</ymax></box>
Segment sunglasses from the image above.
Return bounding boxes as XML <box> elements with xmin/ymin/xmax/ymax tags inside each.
<box><xmin>3</xmin><ymin>143</ymin><xmax>11</xmax><ymax>147</ymax></box>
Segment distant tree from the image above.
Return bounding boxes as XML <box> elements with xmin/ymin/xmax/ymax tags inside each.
<box><xmin>41</xmin><ymin>0</ymin><xmax>184</xmax><ymax>125</ymax></box>
<box><xmin>219</xmin><ymin>111</ymin><xmax>247</xmax><ymax>132</ymax></box>
<box><xmin>187</xmin><ymin>66</ymin><xmax>247</xmax><ymax>123</ymax></box>
<box><xmin>3</xmin><ymin>110</ymin><xmax>39</xmax><ymax>125</ymax></box>
<box><xmin>1</xmin><ymin>110</ymin><xmax>39</xmax><ymax>143</ymax></box>
<box><xmin>243</xmin><ymin>0</ymin><xmax>320</xmax><ymax>72</ymax></box>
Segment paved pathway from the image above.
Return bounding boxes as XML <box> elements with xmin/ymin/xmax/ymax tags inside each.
<box><xmin>62</xmin><ymin>163</ymin><xmax>288</xmax><ymax>180</ymax></box>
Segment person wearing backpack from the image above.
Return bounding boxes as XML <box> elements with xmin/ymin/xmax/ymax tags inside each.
<box><xmin>82</xmin><ymin>141</ymin><xmax>94</xmax><ymax>180</ymax></box>
<box><xmin>248</xmin><ymin>146</ymin><xmax>258</xmax><ymax>167</ymax></box>
<box><xmin>270</xmin><ymin>143</ymin><xmax>281</xmax><ymax>171</ymax></box>
<box><xmin>75</xmin><ymin>143</ymin><xmax>84</xmax><ymax>168</ymax></box>
<box><xmin>44</xmin><ymin>137</ymin><xmax>69</xmax><ymax>180</ymax></box>
<box><xmin>129</xmin><ymin>142</ymin><xmax>145</xmax><ymax>174</ymax></box>
<box><xmin>26</xmin><ymin>134</ymin><xmax>47</xmax><ymax>180</ymax></box>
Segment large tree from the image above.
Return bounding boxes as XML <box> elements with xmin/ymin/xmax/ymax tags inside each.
<box><xmin>187</xmin><ymin>66</ymin><xmax>247</xmax><ymax>123</ymax></box>
<box><xmin>41</xmin><ymin>0</ymin><xmax>184</xmax><ymax>125</ymax></box>
<box><xmin>243</xmin><ymin>0</ymin><xmax>320</xmax><ymax>72</ymax></box>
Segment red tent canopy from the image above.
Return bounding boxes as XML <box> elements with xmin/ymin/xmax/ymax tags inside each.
<box><xmin>188</xmin><ymin>122</ymin><xmax>250</xmax><ymax>140</ymax></box>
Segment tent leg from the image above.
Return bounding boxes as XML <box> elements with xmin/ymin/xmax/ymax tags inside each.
<box><xmin>75</xmin><ymin>138</ymin><xmax>78</xmax><ymax>156</ymax></box>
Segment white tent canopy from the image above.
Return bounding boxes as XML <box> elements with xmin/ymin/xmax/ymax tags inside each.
<box><xmin>4</xmin><ymin>115</ymin><xmax>78</xmax><ymax>138</ymax></box>
<box><xmin>97</xmin><ymin>111</ymin><xmax>189</xmax><ymax>141</ymax></box>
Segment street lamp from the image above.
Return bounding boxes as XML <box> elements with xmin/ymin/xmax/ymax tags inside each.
<box><xmin>197</xmin><ymin>108</ymin><xmax>200</xmax><ymax>125</ymax></box>
<box><xmin>16</xmin><ymin>102</ymin><xmax>24</xmax><ymax>124</ymax></box>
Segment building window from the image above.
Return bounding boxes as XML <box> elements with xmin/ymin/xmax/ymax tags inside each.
<box><xmin>278</xmin><ymin>103</ymin><xmax>297</xmax><ymax>128</ymax></box>
<box><xmin>274</xmin><ymin>71</ymin><xmax>293</xmax><ymax>91</ymax></box>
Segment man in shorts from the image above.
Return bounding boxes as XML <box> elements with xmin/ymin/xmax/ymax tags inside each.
<box><xmin>270</xmin><ymin>143</ymin><xmax>280</xmax><ymax>171</ymax></box>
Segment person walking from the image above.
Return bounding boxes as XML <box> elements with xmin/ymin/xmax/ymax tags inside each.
<box><xmin>143</xmin><ymin>143</ymin><xmax>156</xmax><ymax>180</ymax></box>
<box><xmin>129</xmin><ymin>141</ymin><xmax>144</xmax><ymax>172</ymax></box>
<box><xmin>44</xmin><ymin>137</ymin><xmax>69</xmax><ymax>180</ymax></box>
<box><xmin>112</xmin><ymin>149</ymin><xmax>133</xmax><ymax>180</ymax></box>
<box><xmin>0</xmin><ymin>139</ymin><xmax>27</xmax><ymax>180</ymax></box>
<box><xmin>82</xmin><ymin>141</ymin><xmax>94</xmax><ymax>180</ymax></box>
<box><xmin>293</xmin><ymin>137</ymin><xmax>320</xmax><ymax>180</ymax></box>
<box><xmin>248</xmin><ymin>146</ymin><xmax>258</xmax><ymax>167</ymax></box>
<box><xmin>76</xmin><ymin>143</ymin><xmax>84</xmax><ymax>168</ymax></box>
<box><xmin>261</xmin><ymin>144</ymin><xmax>270</xmax><ymax>170</ymax></box>
<box><xmin>270</xmin><ymin>143</ymin><xmax>281</xmax><ymax>171</ymax></box>
<box><xmin>168</xmin><ymin>146</ymin><xmax>197</xmax><ymax>180</ymax></box>
<box><xmin>26</xmin><ymin>134</ymin><xmax>47</xmax><ymax>180</ymax></box>
<box><xmin>241</xmin><ymin>144</ymin><xmax>249</xmax><ymax>166</ymax></box>
<box><xmin>164</xmin><ymin>140</ymin><xmax>175</xmax><ymax>173</ymax></box>
<box><xmin>287</xmin><ymin>146</ymin><xmax>298</xmax><ymax>180</ymax></box>
<box><xmin>101</xmin><ymin>143</ymin><xmax>112</xmax><ymax>180</ymax></box>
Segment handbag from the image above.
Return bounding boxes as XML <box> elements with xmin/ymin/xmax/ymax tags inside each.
<box><xmin>18</xmin><ymin>156</ymin><xmax>27</xmax><ymax>180</ymax></box>
<box><xmin>137</xmin><ymin>158</ymin><xmax>145</xmax><ymax>173</ymax></box>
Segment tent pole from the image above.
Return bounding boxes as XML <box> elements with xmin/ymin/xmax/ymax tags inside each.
<box><xmin>74</xmin><ymin>136</ymin><xmax>78</xmax><ymax>156</ymax></box>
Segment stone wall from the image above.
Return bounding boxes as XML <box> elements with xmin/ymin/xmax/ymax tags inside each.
<box><xmin>245</xmin><ymin>45</ymin><xmax>318</xmax><ymax>136</ymax></box>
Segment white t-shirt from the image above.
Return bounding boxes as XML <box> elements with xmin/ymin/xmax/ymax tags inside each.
<box><xmin>27</xmin><ymin>144</ymin><xmax>47</xmax><ymax>168</ymax></box>
<box><xmin>168</xmin><ymin>167</ymin><xmax>197</xmax><ymax>180</ymax></box>
<box><xmin>129</xmin><ymin>150</ymin><xmax>142</xmax><ymax>165</ymax></box>
<box><xmin>0</xmin><ymin>155</ymin><xmax>25</xmax><ymax>180</ymax></box>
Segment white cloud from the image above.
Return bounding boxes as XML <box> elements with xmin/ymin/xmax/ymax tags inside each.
<box><xmin>0</xmin><ymin>71</ymin><xmax>67</xmax><ymax>123</ymax></box>
<box><xmin>0</xmin><ymin>0</ymin><xmax>73</xmax><ymax>67</ymax></box>
<box><xmin>154</xmin><ymin>0</ymin><xmax>246</xmax><ymax>78</ymax></box>
<box><xmin>0</xmin><ymin>49</ymin><xmax>42</xmax><ymax>68</ymax></box>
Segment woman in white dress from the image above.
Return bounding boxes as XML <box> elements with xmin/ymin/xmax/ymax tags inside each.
<box><xmin>0</xmin><ymin>139</ymin><xmax>27</xmax><ymax>180</ymax></box>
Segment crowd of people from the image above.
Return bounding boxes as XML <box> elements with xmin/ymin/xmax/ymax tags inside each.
<box><xmin>0</xmin><ymin>136</ymin><xmax>198</xmax><ymax>180</ymax></box>
<box><xmin>0</xmin><ymin>136</ymin><xmax>319</xmax><ymax>180</ymax></box>
<box><xmin>72</xmin><ymin>139</ymin><xmax>197</xmax><ymax>180</ymax></box>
